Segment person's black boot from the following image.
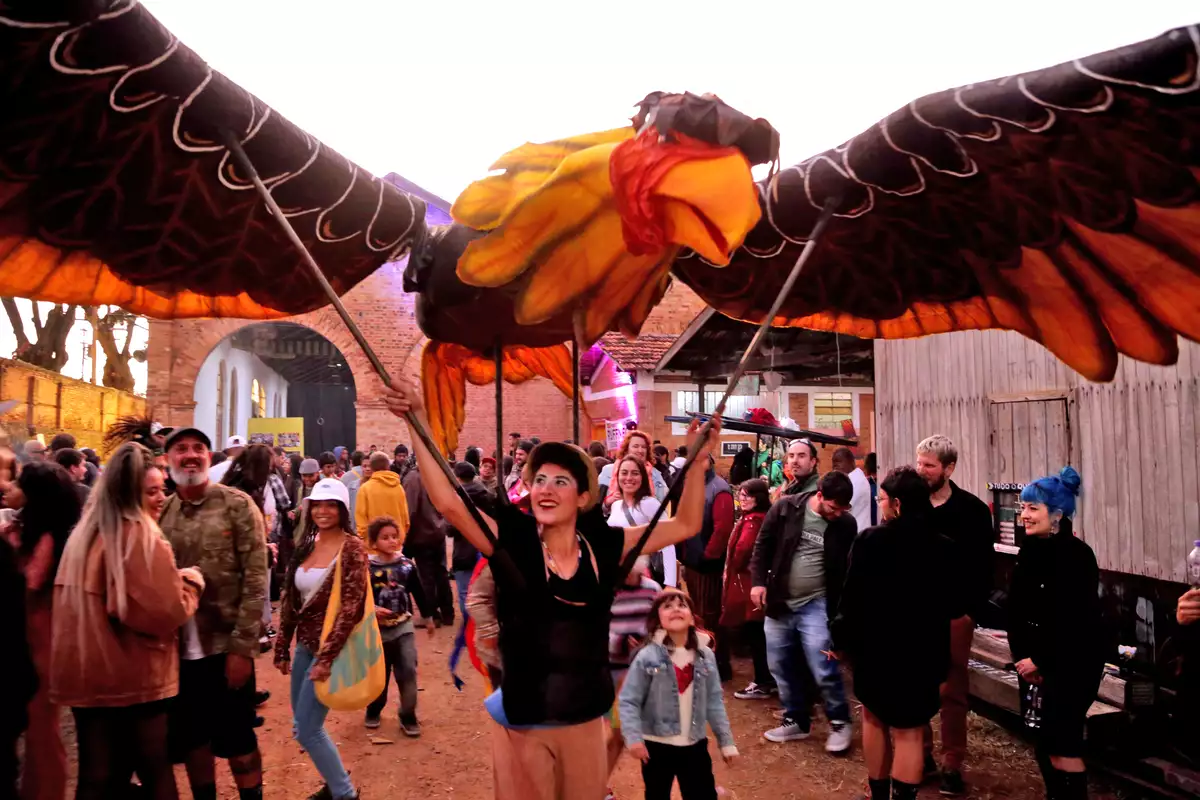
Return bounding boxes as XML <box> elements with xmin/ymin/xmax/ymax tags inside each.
<box><xmin>938</xmin><ymin>769</ymin><xmax>965</xmax><ymax>796</ymax></box>
<box><xmin>1035</xmin><ymin>748</ymin><xmax>1057</xmax><ymax>799</ymax></box>
<box><xmin>1055</xmin><ymin>769</ymin><xmax>1089</xmax><ymax>800</ymax></box>
<box><xmin>868</xmin><ymin>777</ymin><xmax>891</xmax><ymax>799</ymax></box>
<box><xmin>891</xmin><ymin>778</ymin><xmax>919</xmax><ymax>800</ymax></box>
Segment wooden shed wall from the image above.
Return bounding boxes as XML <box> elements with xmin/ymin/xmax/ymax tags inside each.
<box><xmin>875</xmin><ymin>331</ymin><xmax>1200</xmax><ymax>583</ymax></box>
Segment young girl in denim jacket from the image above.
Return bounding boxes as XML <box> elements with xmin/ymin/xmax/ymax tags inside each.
<box><xmin>618</xmin><ymin>588</ymin><xmax>738</xmax><ymax>800</ymax></box>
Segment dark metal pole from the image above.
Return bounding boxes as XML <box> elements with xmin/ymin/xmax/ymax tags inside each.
<box><xmin>222</xmin><ymin>132</ymin><xmax>497</xmax><ymax>544</ymax></box>
<box><xmin>618</xmin><ymin>195</ymin><xmax>841</xmax><ymax>578</ymax></box>
<box><xmin>571</xmin><ymin>339</ymin><xmax>580</xmax><ymax>443</ymax></box>
<box><xmin>494</xmin><ymin>343</ymin><xmax>504</xmax><ymax>480</ymax></box>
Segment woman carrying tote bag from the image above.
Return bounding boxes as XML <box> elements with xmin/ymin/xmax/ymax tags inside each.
<box><xmin>275</xmin><ymin>478</ymin><xmax>380</xmax><ymax>800</ymax></box>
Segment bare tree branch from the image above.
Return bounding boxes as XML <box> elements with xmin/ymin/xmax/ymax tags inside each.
<box><xmin>1</xmin><ymin>297</ymin><xmax>29</xmax><ymax>351</ymax></box>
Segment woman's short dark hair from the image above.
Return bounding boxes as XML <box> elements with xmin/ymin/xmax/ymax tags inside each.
<box><xmin>879</xmin><ymin>465</ymin><xmax>932</xmax><ymax>516</ymax></box>
<box><xmin>738</xmin><ymin>478</ymin><xmax>771</xmax><ymax>511</ymax></box>
<box><xmin>527</xmin><ymin>442</ymin><xmax>598</xmax><ymax>510</ymax></box>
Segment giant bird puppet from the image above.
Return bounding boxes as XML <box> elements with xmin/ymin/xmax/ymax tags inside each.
<box><xmin>1</xmin><ymin>3</ymin><xmax>1199</xmax><ymax>456</ymax></box>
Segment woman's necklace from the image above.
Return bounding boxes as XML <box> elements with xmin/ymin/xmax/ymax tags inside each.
<box><xmin>541</xmin><ymin>530</ymin><xmax>582</xmax><ymax>577</ymax></box>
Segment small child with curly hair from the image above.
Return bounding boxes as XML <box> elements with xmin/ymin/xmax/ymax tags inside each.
<box><xmin>365</xmin><ymin>516</ymin><xmax>434</xmax><ymax>737</ymax></box>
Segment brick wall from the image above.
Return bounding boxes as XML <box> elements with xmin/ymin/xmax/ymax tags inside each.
<box><xmin>858</xmin><ymin>392</ymin><xmax>875</xmax><ymax>456</ymax></box>
<box><xmin>788</xmin><ymin>392</ymin><xmax>809</xmax><ymax>428</ymax></box>
<box><xmin>639</xmin><ymin>282</ymin><xmax>706</xmax><ymax>335</ymax></box>
<box><xmin>146</xmin><ymin>262</ymin><xmax>584</xmax><ymax>454</ymax></box>
<box><xmin>0</xmin><ymin>358</ymin><xmax>145</xmax><ymax>450</ymax></box>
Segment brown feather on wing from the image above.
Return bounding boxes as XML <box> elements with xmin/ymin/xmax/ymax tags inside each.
<box><xmin>673</xmin><ymin>25</ymin><xmax>1200</xmax><ymax>382</ymax></box>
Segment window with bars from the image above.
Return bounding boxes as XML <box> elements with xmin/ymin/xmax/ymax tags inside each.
<box><xmin>675</xmin><ymin>391</ymin><xmax>753</xmax><ymax>420</ymax></box>
<box><xmin>813</xmin><ymin>392</ymin><xmax>853</xmax><ymax>428</ymax></box>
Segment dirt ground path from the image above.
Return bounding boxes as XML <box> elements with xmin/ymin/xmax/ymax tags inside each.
<box><xmin>172</xmin><ymin>622</ymin><xmax>1136</xmax><ymax>800</ymax></box>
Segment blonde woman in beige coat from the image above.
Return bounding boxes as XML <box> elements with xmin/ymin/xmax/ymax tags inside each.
<box><xmin>51</xmin><ymin>443</ymin><xmax>204</xmax><ymax>800</ymax></box>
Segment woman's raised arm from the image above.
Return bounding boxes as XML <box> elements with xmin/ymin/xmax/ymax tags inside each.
<box><xmin>622</xmin><ymin>417</ymin><xmax>721</xmax><ymax>559</ymax></box>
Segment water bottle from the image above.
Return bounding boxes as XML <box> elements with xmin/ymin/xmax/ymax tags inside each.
<box><xmin>1022</xmin><ymin>681</ymin><xmax>1043</xmax><ymax>731</ymax></box>
<box><xmin>1189</xmin><ymin>540</ymin><xmax>1200</xmax><ymax>588</ymax></box>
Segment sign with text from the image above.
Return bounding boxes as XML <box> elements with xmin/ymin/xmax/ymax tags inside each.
<box><xmin>605</xmin><ymin>418</ymin><xmax>633</xmax><ymax>454</ymax></box>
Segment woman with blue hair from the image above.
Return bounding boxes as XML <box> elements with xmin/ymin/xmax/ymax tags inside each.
<box><xmin>1007</xmin><ymin>467</ymin><xmax>1106</xmax><ymax>799</ymax></box>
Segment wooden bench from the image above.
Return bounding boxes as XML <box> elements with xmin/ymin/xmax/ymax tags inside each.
<box><xmin>969</xmin><ymin>628</ymin><xmax>1124</xmax><ymax>720</ymax></box>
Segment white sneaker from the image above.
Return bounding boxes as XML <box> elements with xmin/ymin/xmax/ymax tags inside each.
<box><xmin>764</xmin><ymin>716</ymin><xmax>811</xmax><ymax>743</ymax></box>
<box><xmin>826</xmin><ymin>720</ymin><xmax>853</xmax><ymax>753</ymax></box>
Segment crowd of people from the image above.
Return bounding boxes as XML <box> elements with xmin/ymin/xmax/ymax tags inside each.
<box><xmin>2</xmin><ymin>393</ymin><xmax>1197</xmax><ymax>800</ymax></box>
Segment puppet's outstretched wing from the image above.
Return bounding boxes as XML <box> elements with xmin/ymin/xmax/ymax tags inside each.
<box><xmin>674</xmin><ymin>25</ymin><xmax>1200</xmax><ymax>382</ymax></box>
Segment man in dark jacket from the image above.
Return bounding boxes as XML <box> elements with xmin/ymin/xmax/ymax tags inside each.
<box><xmin>390</xmin><ymin>444</ymin><xmax>411</xmax><ymax>482</ymax></box>
<box><xmin>915</xmin><ymin>434</ymin><xmax>994</xmax><ymax>796</ymax></box>
<box><xmin>750</xmin><ymin>471</ymin><xmax>856</xmax><ymax>753</ymax></box>
<box><xmin>448</xmin><ymin>461</ymin><xmax>492</xmax><ymax>615</ymax></box>
<box><xmin>781</xmin><ymin>438</ymin><xmax>820</xmax><ymax>496</ymax></box>
<box><xmin>403</xmin><ymin>459</ymin><xmax>455</xmax><ymax>625</ymax></box>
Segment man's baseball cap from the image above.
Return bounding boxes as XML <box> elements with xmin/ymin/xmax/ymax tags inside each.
<box><xmin>307</xmin><ymin>478</ymin><xmax>349</xmax><ymax>509</ymax></box>
<box><xmin>225</xmin><ymin>435</ymin><xmax>246</xmax><ymax>451</ymax></box>
<box><xmin>164</xmin><ymin>427</ymin><xmax>212</xmax><ymax>451</ymax></box>
<box><xmin>299</xmin><ymin>458</ymin><xmax>320</xmax><ymax>475</ymax></box>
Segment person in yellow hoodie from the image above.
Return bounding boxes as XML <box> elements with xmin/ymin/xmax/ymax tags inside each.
<box><xmin>355</xmin><ymin>452</ymin><xmax>411</xmax><ymax>540</ymax></box>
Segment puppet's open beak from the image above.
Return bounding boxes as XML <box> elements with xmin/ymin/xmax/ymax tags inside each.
<box><xmin>610</xmin><ymin>130</ymin><xmax>760</xmax><ymax>266</ymax></box>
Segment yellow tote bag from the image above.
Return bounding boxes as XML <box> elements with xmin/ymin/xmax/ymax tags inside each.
<box><xmin>314</xmin><ymin>547</ymin><xmax>386</xmax><ymax>711</ymax></box>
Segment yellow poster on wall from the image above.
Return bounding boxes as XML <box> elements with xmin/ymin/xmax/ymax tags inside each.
<box><xmin>247</xmin><ymin>417</ymin><xmax>304</xmax><ymax>454</ymax></box>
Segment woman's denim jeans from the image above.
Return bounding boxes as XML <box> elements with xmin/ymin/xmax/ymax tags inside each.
<box><xmin>291</xmin><ymin>644</ymin><xmax>355</xmax><ymax>798</ymax></box>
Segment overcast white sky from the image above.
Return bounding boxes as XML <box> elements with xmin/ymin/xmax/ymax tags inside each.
<box><xmin>139</xmin><ymin>0</ymin><xmax>1200</xmax><ymax>200</ymax></box>
<box><xmin>3</xmin><ymin>2</ymin><xmax>1198</xmax><ymax>391</ymax></box>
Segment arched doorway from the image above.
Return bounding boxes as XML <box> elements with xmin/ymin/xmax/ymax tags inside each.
<box><xmin>194</xmin><ymin>322</ymin><xmax>356</xmax><ymax>455</ymax></box>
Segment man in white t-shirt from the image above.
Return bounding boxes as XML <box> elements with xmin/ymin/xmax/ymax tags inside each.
<box><xmin>832</xmin><ymin>447</ymin><xmax>873</xmax><ymax>533</ymax></box>
<box><xmin>207</xmin><ymin>435</ymin><xmax>246</xmax><ymax>483</ymax></box>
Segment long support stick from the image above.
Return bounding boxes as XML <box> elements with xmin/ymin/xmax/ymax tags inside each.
<box><xmin>617</xmin><ymin>196</ymin><xmax>841</xmax><ymax>578</ymax></box>
<box><xmin>222</xmin><ymin>132</ymin><xmax>498</xmax><ymax>543</ymax></box>
<box><xmin>571</xmin><ymin>339</ymin><xmax>580</xmax><ymax>443</ymax></box>
<box><xmin>494</xmin><ymin>342</ymin><xmax>507</xmax><ymax>507</ymax></box>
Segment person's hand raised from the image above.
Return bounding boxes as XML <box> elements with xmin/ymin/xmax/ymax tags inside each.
<box><xmin>383</xmin><ymin>378</ymin><xmax>423</xmax><ymax>417</ymax></box>
<box><xmin>685</xmin><ymin>416</ymin><xmax>722</xmax><ymax>471</ymax></box>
